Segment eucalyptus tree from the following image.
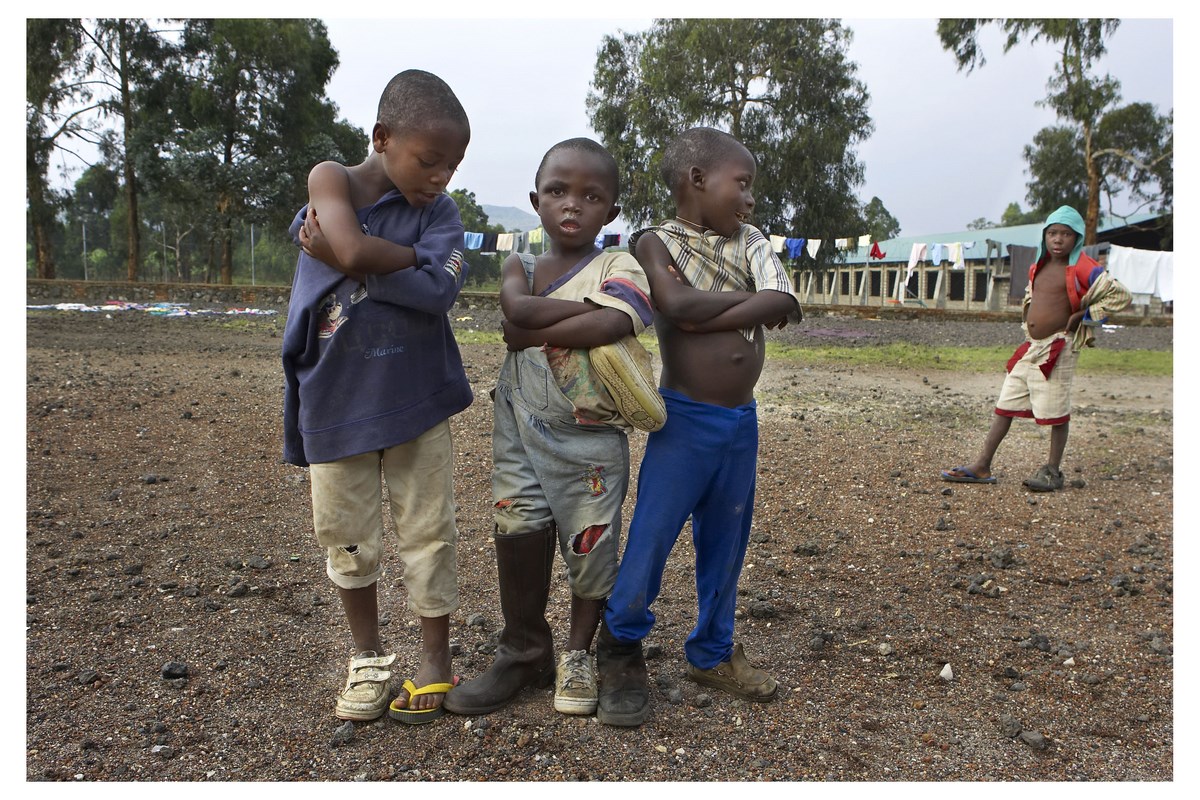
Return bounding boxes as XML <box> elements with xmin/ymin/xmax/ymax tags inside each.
<box><xmin>587</xmin><ymin>18</ymin><xmax>872</xmax><ymax>259</ymax></box>
<box><xmin>27</xmin><ymin>19</ymin><xmax>89</xmax><ymax>279</ymax></box>
<box><xmin>166</xmin><ymin>18</ymin><xmax>360</xmax><ymax>284</ymax></box>
<box><xmin>938</xmin><ymin>19</ymin><xmax>1172</xmax><ymax>245</ymax></box>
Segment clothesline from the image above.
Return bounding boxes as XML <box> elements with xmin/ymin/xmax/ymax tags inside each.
<box><xmin>765</xmin><ymin>233</ymin><xmax>885</xmax><ymax>263</ymax></box>
<box><xmin>463</xmin><ymin>228</ymin><xmax>621</xmax><ymax>254</ymax></box>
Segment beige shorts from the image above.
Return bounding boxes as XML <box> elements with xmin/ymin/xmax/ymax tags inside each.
<box><xmin>308</xmin><ymin>420</ymin><xmax>459</xmax><ymax>617</ymax></box>
<box><xmin>996</xmin><ymin>333</ymin><xmax>1077</xmax><ymax>425</ymax></box>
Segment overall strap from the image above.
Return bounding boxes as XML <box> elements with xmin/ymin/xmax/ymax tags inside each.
<box><xmin>516</xmin><ymin>252</ymin><xmax>537</xmax><ymax>290</ymax></box>
<box><xmin>524</xmin><ymin>248</ymin><xmax>604</xmax><ymax>297</ymax></box>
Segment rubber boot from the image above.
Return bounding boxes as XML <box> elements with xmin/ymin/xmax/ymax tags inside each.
<box><xmin>443</xmin><ymin>525</ymin><xmax>556</xmax><ymax>715</ymax></box>
<box><xmin>596</xmin><ymin>620</ymin><xmax>649</xmax><ymax>726</ymax></box>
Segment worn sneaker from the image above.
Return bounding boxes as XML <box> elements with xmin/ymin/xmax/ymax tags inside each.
<box><xmin>554</xmin><ymin>649</ymin><xmax>598</xmax><ymax>715</ymax></box>
<box><xmin>1023</xmin><ymin>464</ymin><xmax>1064</xmax><ymax>492</ymax></box>
<box><xmin>334</xmin><ymin>651</ymin><xmax>396</xmax><ymax>721</ymax></box>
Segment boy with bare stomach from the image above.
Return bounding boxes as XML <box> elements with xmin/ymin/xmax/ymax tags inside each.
<box><xmin>595</xmin><ymin>127</ymin><xmax>801</xmax><ymax>726</ymax></box>
<box><xmin>941</xmin><ymin>205</ymin><xmax>1130</xmax><ymax>491</ymax></box>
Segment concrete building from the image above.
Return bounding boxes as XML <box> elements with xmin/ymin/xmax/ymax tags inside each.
<box><xmin>788</xmin><ymin>212</ymin><xmax>1171</xmax><ymax>315</ymax></box>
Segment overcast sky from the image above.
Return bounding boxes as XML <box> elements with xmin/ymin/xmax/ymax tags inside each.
<box><xmin>317</xmin><ymin>15</ymin><xmax>1173</xmax><ymax>238</ymax></box>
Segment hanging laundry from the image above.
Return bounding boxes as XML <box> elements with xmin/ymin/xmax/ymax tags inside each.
<box><xmin>1158</xmin><ymin>251</ymin><xmax>1174</xmax><ymax>302</ymax></box>
<box><xmin>515</xmin><ymin>232</ymin><xmax>527</xmax><ymax>252</ymax></box>
<box><xmin>869</xmin><ymin>242</ymin><xmax>885</xmax><ymax>260</ymax></box>
<box><xmin>948</xmin><ymin>242</ymin><xmax>965</xmax><ymax>270</ymax></box>
<box><xmin>602</xmin><ymin>233</ymin><xmax>621</xmax><ymax>248</ymax></box>
<box><xmin>769</xmin><ymin>234</ymin><xmax>787</xmax><ymax>254</ymax></box>
<box><xmin>480</xmin><ymin>232</ymin><xmax>499</xmax><ymax>253</ymax></box>
<box><xmin>806</xmin><ymin>239</ymin><xmax>822</xmax><ymax>259</ymax></box>
<box><xmin>528</xmin><ymin>227</ymin><xmax>544</xmax><ymax>244</ymax></box>
<box><xmin>464</xmin><ymin>231</ymin><xmax>484</xmax><ymax>250</ymax></box>
<box><xmin>784</xmin><ymin>237</ymin><xmax>806</xmax><ymax>260</ymax></box>
<box><xmin>496</xmin><ymin>232</ymin><xmax>514</xmax><ymax>251</ymax></box>
<box><xmin>836</xmin><ymin>238</ymin><xmax>852</xmax><ymax>250</ymax></box>
<box><xmin>1107</xmin><ymin>244</ymin><xmax>1171</xmax><ymax>297</ymax></box>
<box><xmin>857</xmin><ymin>234</ymin><xmax>870</xmax><ymax>248</ymax></box>
<box><xmin>906</xmin><ymin>243</ymin><xmax>926</xmax><ymax>280</ymax></box>
<box><xmin>929</xmin><ymin>243</ymin><xmax>946</xmax><ymax>266</ymax></box>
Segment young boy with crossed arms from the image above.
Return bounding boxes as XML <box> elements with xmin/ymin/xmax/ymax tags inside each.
<box><xmin>445</xmin><ymin>138</ymin><xmax>654</xmax><ymax>718</ymax></box>
<box><xmin>283</xmin><ymin>69</ymin><xmax>471</xmax><ymax>724</ymax></box>
<box><xmin>596</xmin><ymin>127</ymin><xmax>801</xmax><ymax>726</ymax></box>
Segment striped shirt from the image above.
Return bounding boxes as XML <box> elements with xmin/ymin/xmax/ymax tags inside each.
<box><xmin>632</xmin><ymin>220</ymin><xmax>800</xmax><ymax>341</ymax></box>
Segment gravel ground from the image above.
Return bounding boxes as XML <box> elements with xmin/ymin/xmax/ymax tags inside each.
<box><xmin>25</xmin><ymin>305</ymin><xmax>1173</xmax><ymax>782</ymax></box>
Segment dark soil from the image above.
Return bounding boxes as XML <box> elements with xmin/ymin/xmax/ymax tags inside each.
<box><xmin>25</xmin><ymin>307</ymin><xmax>1172</xmax><ymax>782</ymax></box>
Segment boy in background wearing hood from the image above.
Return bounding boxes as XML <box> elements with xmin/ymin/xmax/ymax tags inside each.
<box><xmin>940</xmin><ymin>205</ymin><xmax>1131</xmax><ymax>491</ymax></box>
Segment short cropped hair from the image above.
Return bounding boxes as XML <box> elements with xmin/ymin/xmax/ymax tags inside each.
<box><xmin>377</xmin><ymin>69</ymin><xmax>470</xmax><ymax>137</ymax></box>
<box><xmin>534</xmin><ymin>137</ymin><xmax>620</xmax><ymax>198</ymax></box>
<box><xmin>659</xmin><ymin>127</ymin><xmax>750</xmax><ymax>194</ymax></box>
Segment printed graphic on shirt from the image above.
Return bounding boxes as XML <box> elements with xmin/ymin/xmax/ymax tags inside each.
<box><xmin>443</xmin><ymin>249</ymin><xmax>465</xmax><ymax>281</ymax></box>
<box><xmin>317</xmin><ymin>293</ymin><xmax>348</xmax><ymax>339</ymax></box>
<box><xmin>581</xmin><ymin>464</ymin><xmax>608</xmax><ymax>497</ymax></box>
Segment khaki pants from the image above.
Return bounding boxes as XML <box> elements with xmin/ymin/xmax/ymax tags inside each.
<box><xmin>309</xmin><ymin>420</ymin><xmax>459</xmax><ymax>617</ymax></box>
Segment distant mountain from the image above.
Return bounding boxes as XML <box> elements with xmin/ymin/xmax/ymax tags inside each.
<box><xmin>479</xmin><ymin>203</ymin><xmax>631</xmax><ymax>239</ymax></box>
<box><xmin>481</xmin><ymin>204</ymin><xmax>540</xmax><ymax>232</ymax></box>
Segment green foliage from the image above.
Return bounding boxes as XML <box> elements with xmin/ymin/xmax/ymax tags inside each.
<box><xmin>1022</xmin><ymin>126</ymin><xmax>1089</xmax><ymax>215</ymax></box>
<box><xmin>1094</xmin><ymin>103</ymin><xmax>1173</xmax><ymax>215</ymax></box>
<box><xmin>937</xmin><ymin>18</ymin><xmax>1172</xmax><ymax>245</ymax></box>
<box><xmin>27</xmin><ymin>19</ymin><xmax>87</xmax><ymax>279</ymax></box>
<box><xmin>965</xmin><ymin>217</ymin><xmax>996</xmax><ymax>231</ymax></box>
<box><xmin>586</xmin><ymin>18</ymin><xmax>871</xmax><ymax>257</ymax></box>
<box><xmin>152</xmin><ymin>18</ymin><xmax>359</xmax><ymax>282</ymax></box>
<box><xmin>862</xmin><ymin>197</ymin><xmax>901</xmax><ymax>241</ymax></box>
<box><xmin>1000</xmin><ymin>202</ymin><xmax>1043</xmax><ymax>227</ymax></box>
<box><xmin>451</xmin><ymin>188</ymin><xmax>513</xmax><ymax>287</ymax></box>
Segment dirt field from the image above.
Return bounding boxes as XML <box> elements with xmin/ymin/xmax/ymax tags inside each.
<box><xmin>25</xmin><ymin>307</ymin><xmax>1173</xmax><ymax>782</ymax></box>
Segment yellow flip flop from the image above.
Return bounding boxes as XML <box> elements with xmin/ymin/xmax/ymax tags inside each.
<box><xmin>387</xmin><ymin>677</ymin><xmax>458</xmax><ymax>725</ymax></box>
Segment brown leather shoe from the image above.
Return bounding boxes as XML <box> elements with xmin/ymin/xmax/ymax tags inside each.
<box><xmin>686</xmin><ymin>643</ymin><xmax>778</xmax><ymax>702</ymax></box>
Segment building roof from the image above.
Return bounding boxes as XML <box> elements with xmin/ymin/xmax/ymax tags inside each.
<box><xmin>833</xmin><ymin>212</ymin><xmax>1162</xmax><ymax>266</ymax></box>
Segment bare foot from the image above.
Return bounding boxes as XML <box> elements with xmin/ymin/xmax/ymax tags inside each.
<box><xmin>392</xmin><ymin>654</ymin><xmax>455</xmax><ymax>711</ymax></box>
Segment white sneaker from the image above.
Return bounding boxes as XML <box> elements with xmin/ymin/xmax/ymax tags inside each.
<box><xmin>334</xmin><ymin>651</ymin><xmax>396</xmax><ymax>721</ymax></box>
<box><xmin>554</xmin><ymin>649</ymin><xmax>598</xmax><ymax>715</ymax></box>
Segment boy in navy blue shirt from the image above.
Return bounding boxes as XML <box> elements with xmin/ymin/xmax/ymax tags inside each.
<box><xmin>282</xmin><ymin>69</ymin><xmax>471</xmax><ymax>724</ymax></box>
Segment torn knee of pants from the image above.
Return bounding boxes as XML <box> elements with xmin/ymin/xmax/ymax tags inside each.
<box><xmin>494</xmin><ymin>499</ymin><xmax>515</xmax><ymax>510</ymax></box>
<box><xmin>572</xmin><ymin>525</ymin><xmax>608</xmax><ymax>555</ymax></box>
<box><xmin>339</xmin><ymin>545</ymin><xmax>359</xmax><ymax>555</ymax></box>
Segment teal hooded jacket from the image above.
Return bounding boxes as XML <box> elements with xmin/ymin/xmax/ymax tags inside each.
<box><xmin>1035</xmin><ymin>205</ymin><xmax>1086</xmax><ymax>266</ymax></box>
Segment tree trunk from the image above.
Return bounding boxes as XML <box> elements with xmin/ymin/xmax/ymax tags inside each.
<box><xmin>1082</xmin><ymin>121</ymin><xmax>1101</xmax><ymax>245</ymax></box>
<box><xmin>119</xmin><ymin>22</ymin><xmax>141</xmax><ymax>282</ymax></box>
<box><xmin>218</xmin><ymin>192</ymin><xmax>234</xmax><ymax>284</ymax></box>
<box><xmin>27</xmin><ymin>166</ymin><xmax>57</xmax><ymax>280</ymax></box>
<box><xmin>221</xmin><ymin>229</ymin><xmax>233</xmax><ymax>285</ymax></box>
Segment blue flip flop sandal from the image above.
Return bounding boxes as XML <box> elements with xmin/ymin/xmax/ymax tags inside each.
<box><xmin>940</xmin><ymin>466</ymin><xmax>997</xmax><ymax>484</ymax></box>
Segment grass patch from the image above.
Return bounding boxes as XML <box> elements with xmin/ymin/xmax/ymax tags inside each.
<box><xmin>766</xmin><ymin>341</ymin><xmax>1172</xmax><ymax>377</ymax></box>
<box><xmin>454</xmin><ymin>329</ymin><xmax>661</xmax><ymax>349</ymax></box>
<box><xmin>454</xmin><ymin>329</ymin><xmax>505</xmax><ymax>346</ymax></box>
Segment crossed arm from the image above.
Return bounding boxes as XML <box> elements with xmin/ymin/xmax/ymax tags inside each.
<box><xmin>635</xmin><ymin>232</ymin><xmax>794</xmax><ymax>332</ymax></box>
<box><xmin>498</xmin><ymin>253</ymin><xmax>632</xmax><ymax>351</ymax></box>
<box><xmin>297</xmin><ymin>161</ymin><xmax>416</xmax><ymax>279</ymax></box>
